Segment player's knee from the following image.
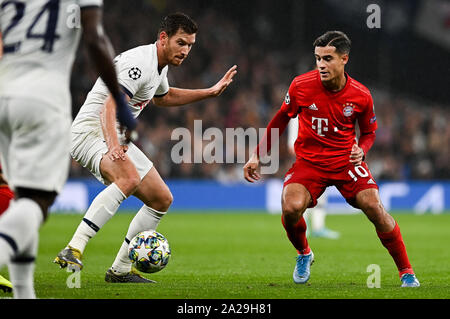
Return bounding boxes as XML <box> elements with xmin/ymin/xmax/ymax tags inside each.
<box><xmin>164</xmin><ymin>191</ymin><xmax>174</xmax><ymax>209</ymax></box>
<box><xmin>361</xmin><ymin>199</ymin><xmax>384</xmax><ymax>215</ymax></box>
<box><xmin>361</xmin><ymin>200</ymin><xmax>388</xmax><ymax>225</ymax></box>
<box><xmin>152</xmin><ymin>191</ymin><xmax>173</xmax><ymax>212</ymax></box>
<box><xmin>115</xmin><ymin>173</ymin><xmax>141</xmax><ymax>196</ymax></box>
<box><xmin>282</xmin><ymin>200</ymin><xmax>308</xmax><ymax>219</ymax></box>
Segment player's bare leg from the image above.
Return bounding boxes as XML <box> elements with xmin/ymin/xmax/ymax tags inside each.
<box><xmin>281</xmin><ymin>183</ymin><xmax>311</xmax><ymax>237</ymax></box>
<box><xmin>55</xmin><ymin>152</ymin><xmax>139</xmax><ymax>271</ymax></box>
<box><xmin>107</xmin><ymin>167</ymin><xmax>172</xmax><ymax>283</ymax></box>
<box><xmin>99</xmin><ymin>149</ymin><xmax>141</xmax><ymax>197</ymax></box>
<box><xmin>356</xmin><ymin>188</ymin><xmax>419</xmax><ymax>287</ymax></box>
<box><xmin>281</xmin><ymin>183</ymin><xmax>315</xmax><ymax>284</ymax></box>
<box><xmin>132</xmin><ymin>168</ymin><xmax>173</xmax><ymax>212</ymax></box>
<box><xmin>356</xmin><ymin>188</ymin><xmax>395</xmax><ymax>232</ymax></box>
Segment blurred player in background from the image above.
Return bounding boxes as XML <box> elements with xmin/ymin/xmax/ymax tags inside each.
<box><xmin>288</xmin><ymin>116</ymin><xmax>340</xmax><ymax>239</ymax></box>
<box><xmin>0</xmin><ymin>0</ymin><xmax>136</xmax><ymax>299</ymax></box>
<box><xmin>54</xmin><ymin>12</ymin><xmax>237</xmax><ymax>283</ymax></box>
<box><xmin>244</xmin><ymin>31</ymin><xmax>419</xmax><ymax>287</ymax></box>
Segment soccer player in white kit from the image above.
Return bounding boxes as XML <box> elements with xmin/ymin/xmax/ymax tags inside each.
<box><xmin>0</xmin><ymin>0</ymin><xmax>136</xmax><ymax>298</ymax></box>
<box><xmin>54</xmin><ymin>12</ymin><xmax>237</xmax><ymax>283</ymax></box>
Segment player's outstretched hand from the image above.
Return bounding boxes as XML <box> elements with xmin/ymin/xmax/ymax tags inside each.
<box><xmin>349</xmin><ymin>144</ymin><xmax>364</xmax><ymax>166</ymax></box>
<box><xmin>210</xmin><ymin>65</ymin><xmax>237</xmax><ymax>97</ymax></box>
<box><xmin>243</xmin><ymin>153</ymin><xmax>261</xmax><ymax>183</ymax></box>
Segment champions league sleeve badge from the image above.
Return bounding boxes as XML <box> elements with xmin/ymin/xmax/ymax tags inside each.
<box><xmin>128</xmin><ymin>67</ymin><xmax>142</xmax><ymax>80</ymax></box>
<box><xmin>285</xmin><ymin>92</ymin><xmax>290</xmax><ymax>104</ymax></box>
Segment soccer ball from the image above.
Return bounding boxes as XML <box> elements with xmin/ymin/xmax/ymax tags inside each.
<box><xmin>128</xmin><ymin>231</ymin><xmax>171</xmax><ymax>273</ymax></box>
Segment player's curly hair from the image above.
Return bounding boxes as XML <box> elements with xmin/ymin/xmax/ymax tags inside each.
<box><xmin>313</xmin><ymin>31</ymin><xmax>351</xmax><ymax>54</ymax></box>
<box><xmin>158</xmin><ymin>12</ymin><xmax>198</xmax><ymax>37</ymax></box>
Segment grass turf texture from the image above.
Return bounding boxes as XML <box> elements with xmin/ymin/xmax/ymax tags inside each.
<box><xmin>1</xmin><ymin>211</ymin><xmax>449</xmax><ymax>299</ymax></box>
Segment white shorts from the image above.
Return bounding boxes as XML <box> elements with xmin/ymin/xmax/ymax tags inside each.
<box><xmin>70</xmin><ymin>123</ymin><xmax>153</xmax><ymax>185</ymax></box>
<box><xmin>0</xmin><ymin>97</ymin><xmax>71</xmax><ymax>193</ymax></box>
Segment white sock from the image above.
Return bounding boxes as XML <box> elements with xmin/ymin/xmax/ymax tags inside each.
<box><xmin>0</xmin><ymin>198</ymin><xmax>42</xmax><ymax>265</ymax></box>
<box><xmin>0</xmin><ymin>238</ymin><xmax>14</xmax><ymax>268</ymax></box>
<box><xmin>9</xmin><ymin>237</ymin><xmax>39</xmax><ymax>299</ymax></box>
<box><xmin>0</xmin><ymin>198</ymin><xmax>42</xmax><ymax>299</ymax></box>
<box><xmin>111</xmin><ymin>205</ymin><xmax>165</xmax><ymax>274</ymax></box>
<box><xmin>9</xmin><ymin>261</ymin><xmax>36</xmax><ymax>299</ymax></box>
<box><xmin>68</xmin><ymin>183</ymin><xmax>126</xmax><ymax>253</ymax></box>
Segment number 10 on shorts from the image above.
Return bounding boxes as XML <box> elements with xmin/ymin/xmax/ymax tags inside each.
<box><xmin>348</xmin><ymin>165</ymin><xmax>369</xmax><ymax>182</ymax></box>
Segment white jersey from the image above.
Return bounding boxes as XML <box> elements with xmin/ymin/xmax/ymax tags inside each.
<box><xmin>72</xmin><ymin>43</ymin><xmax>169</xmax><ymax>131</ymax></box>
<box><xmin>0</xmin><ymin>0</ymin><xmax>103</xmax><ymax>111</ymax></box>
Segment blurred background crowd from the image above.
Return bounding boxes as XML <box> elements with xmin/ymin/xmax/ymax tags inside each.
<box><xmin>69</xmin><ymin>0</ymin><xmax>449</xmax><ymax>182</ymax></box>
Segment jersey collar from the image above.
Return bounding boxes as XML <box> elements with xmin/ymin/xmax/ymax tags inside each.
<box><xmin>317</xmin><ymin>70</ymin><xmax>351</xmax><ymax>97</ymax></box>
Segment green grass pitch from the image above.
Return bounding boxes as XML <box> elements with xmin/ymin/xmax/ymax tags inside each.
<box><xmin>1</xmin><ymin>211</ymin><xmax>449</xmax><ymax>299</ymax></box>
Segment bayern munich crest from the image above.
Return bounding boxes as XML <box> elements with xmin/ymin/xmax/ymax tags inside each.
<box><xmin>342</xmin><ymin>102</ymin><xmax>354</xmax><ymax>117</ymax></box>
<box><xmin>128</xmin><ymin>67</ymin><xmax>142</xmax><ymax>80</ymax></box>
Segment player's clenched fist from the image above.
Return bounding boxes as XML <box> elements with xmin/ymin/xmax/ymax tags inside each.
<box><xmin>243</xmin><ymin>153</ymin><xmax>261</xmax><ymax>183</ymax></box>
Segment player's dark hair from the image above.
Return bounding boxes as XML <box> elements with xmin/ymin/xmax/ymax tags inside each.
<box><xmin>313</xmin><ymin>31</ymin><xmax>351</xmax><ymax>55</ymax></box>
<box><xmin>158</xmin><ymin>12</ymin><xmax>198</xmax><ymax>37</ymax></box>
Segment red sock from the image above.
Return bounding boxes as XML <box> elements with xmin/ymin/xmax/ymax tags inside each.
<box><xmin>0</xmin><ymin>185</ymin><xmax>14</xmax><ymax>215</ymax></box>
<box><xmin>377</xmin><ymin>223</ymin><xmax>414</xmax><ymax>277</ymax></box>
<box><xmin>281</xmin><ymin>215</ymin><xmax>311</xmax><ymax>255</ymax></box>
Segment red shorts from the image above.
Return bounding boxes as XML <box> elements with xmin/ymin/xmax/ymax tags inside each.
<box><xmin>283</xmin><ymin>157</ymin><xmax>378</xmax><ymax>209</ymax></box>
<box><xmin>0</xmin><ymin>185</ymin><xmax>14</xmax><ymax>215</ymax></box>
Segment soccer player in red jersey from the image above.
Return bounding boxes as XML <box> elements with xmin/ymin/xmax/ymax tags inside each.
<box><xmin>243</xmin><ymin>31</ymin><xmax>419</xmax><ymax>287</ymax></box>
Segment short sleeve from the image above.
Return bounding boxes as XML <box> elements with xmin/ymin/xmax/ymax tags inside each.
<box><xmin>114</xmin><ymin>54</ymin><xmax>144</xmax><ymax>99</ymax></box>
<box><xmin>78</xmin><ymin>0</ymin><xmax>103</xmax><ymax>8</ymax></box>
<box><xmin>154</xmin><ymin>75</ymin><xmax>169</xmax><ymax>97</ymax></box>
<box><xmin>280</xmin><ymin>79</ymin><xmax>300</xmax><ymax>118</ymax></box>
<box><xmin>358</xmin><ymin>93</ymin><xmax>378</xmax><ymax>133</ymax></box>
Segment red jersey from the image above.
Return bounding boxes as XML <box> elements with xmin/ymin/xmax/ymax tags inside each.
<box><xmin>281</xmin><ymin>70</ymin><xmax>377</xmax><ymax>171</ymax></box>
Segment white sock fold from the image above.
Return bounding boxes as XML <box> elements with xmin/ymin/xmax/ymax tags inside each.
<box><xmin>111</xmin><ymin>205</ymin><xmax>166</xmax><ymax>274</ymax></box>
<box><xmin>68</xmin><ymin>183</ymin><xmax>126</xmax><ymax>253</ymax></box>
